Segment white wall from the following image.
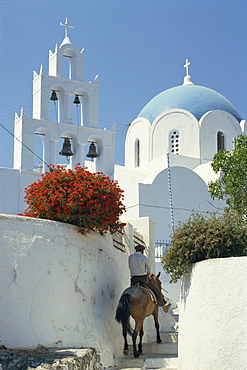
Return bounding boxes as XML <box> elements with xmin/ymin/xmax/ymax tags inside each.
<box><xmin>179</xmin><ymin>257</ymin><xmax>247</xmax><ymax>370</ymax></box>
<box><xmin>151</xmin><ymin>110</ymin><xmax>200</xmax><ymax>160</ymax></box>
<box><xmin>200</xmin><ymin>110</ymin><xmax>242</xmax><ymax>162</ymax></box>
<box><xmin>0</xmin><ymin>168</ymin><xmax>40</xmax><ymax>215</ymax></box>
<box><xmin>0</xmin><ymin>214</ymin><xmax>130</xmax><ymax>367</ymax></box>
<box><xmin>0</xmin><ymin>213</ymin><xmax>169</xmax><ymax>367</ymax></box>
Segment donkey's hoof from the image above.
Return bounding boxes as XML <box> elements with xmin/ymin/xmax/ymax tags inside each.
<box><xmin>157</xmin><ymin>338</ymin><xmax>162</xmax><ymax>343</ymax></box>
<box><xmin>123</xmin><ymin>349</ymin><xmax>128</xmax><ymax>356</ymax></box>
<box><xmin>134</xmin><ymin>352</ymin><xmax>140</xmax><ymax>358</ymax></box>
<box><xmin>137</xmin><ymin>350</ymin><xmax>143</xmax><ymax>355</ymax></box>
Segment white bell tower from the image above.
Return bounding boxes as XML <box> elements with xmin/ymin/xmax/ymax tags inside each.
<box><xmin>13</xmin><ymin>18</ymin><xmax>115</xmax><ymax>177</ymax></box>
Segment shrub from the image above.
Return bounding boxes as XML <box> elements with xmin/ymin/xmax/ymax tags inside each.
<box><xmin>161</xmin><ymin>211</ymin><xmax>247</xmax><ymax>283</ymax></box>
<box><xmin>22</xmin><ymin>165</ymin><xmax>126</xmax><ymax>235</ymax></box>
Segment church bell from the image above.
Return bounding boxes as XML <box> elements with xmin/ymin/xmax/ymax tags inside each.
<box><xmin>86</xmin><ymin>142</ymin><xmax>99</xmax><ymax>159</ymax></box>
<box><xmin>73</xmin><ymin>95</ymin><xmax>80</xmax><ymax>105</ymax></box>
<box><xmin>59</xmin><ymin>138</ymin><xmax>74</xmax><ymax>157</ymax></box>
<box><xmin>50</xmin><ymin>90</ymin><xmax>58</xmax><ymax>101</ymax></box>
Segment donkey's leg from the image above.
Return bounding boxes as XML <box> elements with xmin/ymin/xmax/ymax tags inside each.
<box><xmin>132</xmin><ymin>320</ymin><xmax>144</xmax><ymax>358</ymax></box>
<box><xmin>137</xmin><ymin>323</ymin><xmax>144</xmax><ymax>355</ymax></box>
<box><xmin>122</xmin><ymin>325</ymin><xmax>129</xmax><ymax>355</ymax></box>
<box><xmin>153</xmin><ymin>305</ymin><xmax>162</xmax><ymax>343</ymax></box>
<box><xmin>132</xmin><ymin>330</ymin><xmax>138</xmax><ymax>358</ymax></box>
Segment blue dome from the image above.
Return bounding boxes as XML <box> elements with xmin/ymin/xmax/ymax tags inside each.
<box><xmin>138</xmin><ymin>84</ymin><xmax>242</xmax><ymax>123</ymax></box>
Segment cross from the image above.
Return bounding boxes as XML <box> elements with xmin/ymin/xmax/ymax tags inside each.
<box><xmin>184</xmin><ymin>59</ymin><xmax>191</xmax><ymax>76</ymax></box>
<box><xmin>60</xmin><ymin>18</ymin><xmax>74</xmax><ymax>38</ymax></box>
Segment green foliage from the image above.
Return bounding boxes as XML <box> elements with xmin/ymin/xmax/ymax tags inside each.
<box><xmin>208</xmin><ymin>135</ymin><xmax>247</xmax><ymax>218</ymax></box>
<box><xmin>161</xmin><ymin>212</ymin><xmax>247</xmax><ymax>283</ymax></box>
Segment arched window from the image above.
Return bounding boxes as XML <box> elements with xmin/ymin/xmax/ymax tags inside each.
<box><xmin>135</xmin><ymin>139</ymin><xmax>140</xmax><ymax>167</ymax></box>
<box><xmin>169</xmin><ymin>130</ymin><xmax>180</xmax><ymax>154</ymax></box>
<box><xmin>217</xmin><ymin>131</ymin><xmax>225</xmax><ymax>152</ymax></box>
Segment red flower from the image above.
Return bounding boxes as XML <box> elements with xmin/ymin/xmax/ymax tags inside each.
<box><xmin>22</xmin><ymin>164</ymin><xmax>126</xmax><ymax>235</ymax></box>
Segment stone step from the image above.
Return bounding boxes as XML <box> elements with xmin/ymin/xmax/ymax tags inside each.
<box><xmin>108</xmin><ymin>367</ymin><xmax>177</xmax><ymax>370</ymax></box>
<box><xmin>0</xmin><ymin>347</ymin><xmax>100</xmax><ymax>370</ymax></box>
<box><xmin>147</xmin><ymin>331</ymin><xmax>178</xmax><ymax>343</ymax></box>
<box><xmin>129</xmin><ymin>341</ymin><xmax>178</xmax><ymax>355</ymax></box>
<box><xmin>115</xmin><ymin>353</ymin><xmax>178</xmax><ymax>369</ymax></box>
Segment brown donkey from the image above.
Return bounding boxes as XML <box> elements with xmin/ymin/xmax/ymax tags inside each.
<box><xmin>115</xmin><ymin>273</ymin><xmax>162</xmax><ymax>358</ymax></box>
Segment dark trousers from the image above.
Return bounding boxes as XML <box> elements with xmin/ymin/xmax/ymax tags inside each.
<box><xmin>130</xmin><ymin>275</ymin><xmax>166</xmax><ymax>306</ymax></box>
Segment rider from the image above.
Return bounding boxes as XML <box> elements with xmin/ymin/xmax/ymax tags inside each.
<box><xmin>129</xmin><ymin>244</ymin><xmax>171</xmax><ymax>312</ymax></box>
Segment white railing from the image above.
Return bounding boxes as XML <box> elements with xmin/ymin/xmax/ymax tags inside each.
<box><xmin>155</xmin><ymin>240</ymin><xmax>170</xmax><ymax>260</ymax></box>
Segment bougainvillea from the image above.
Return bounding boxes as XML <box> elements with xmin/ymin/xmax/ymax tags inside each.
<box><xmin>22</xmin><ymin>164</ymin><xmax>126</xmax><ymax>235</ymax></box>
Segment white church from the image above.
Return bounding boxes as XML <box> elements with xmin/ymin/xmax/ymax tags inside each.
<box><xmin>0</xmin><ymin>19</ymin><xmax>246</xmax><ymax>370</ymax></box>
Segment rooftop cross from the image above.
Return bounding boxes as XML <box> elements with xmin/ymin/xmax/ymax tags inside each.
<box><xmin>184</xmin><ymin>59</ymin><xmax>191</xmax><ymax>76</ymax></box>
<box><xmin>60</xmin><ymin>18</ymin><xmax>74</xmax><ymax>38</ymax></box>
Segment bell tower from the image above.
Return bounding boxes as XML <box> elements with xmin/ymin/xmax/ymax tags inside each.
<box><xmin>13</xmin><ymin>18</ymin><xmax>115</xmax><ymax>177</ymax></box>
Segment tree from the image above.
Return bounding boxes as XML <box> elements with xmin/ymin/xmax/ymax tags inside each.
<box><xmin>208</xmin><ymin>135</ymin><xmax>247</xmax><ymax>218</ymax></box>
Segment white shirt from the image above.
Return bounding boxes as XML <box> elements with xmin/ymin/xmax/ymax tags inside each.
<box><xmin>128</xmin><ymin>251</ymin><xmax>151</xmax><ymax>276</ymax></box>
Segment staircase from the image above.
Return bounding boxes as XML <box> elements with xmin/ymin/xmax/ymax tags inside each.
<box><xmin>112</xmin><ymin>307</ymin><xmax>179</xmax><ymax>370</ymax></box>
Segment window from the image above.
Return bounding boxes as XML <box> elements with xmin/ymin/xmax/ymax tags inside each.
<box><xmin>135</xmin><ymin>139</ymin><xmax>140</xmax><ymax>167</ymax></box>
<box><xmin>217</xmin><ymin>131</ymin><xmax>225</xmax><ymax>152</ymax></box>
<box><xmin>170</xmin><ymin>130</ymin><xmax>180</xmax><ymax>154</ymax></box>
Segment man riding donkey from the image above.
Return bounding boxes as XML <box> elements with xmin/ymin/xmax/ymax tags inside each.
<box><xmin>129</xmin><ymin>244</ymin><xmax>171</xmax><ymax>312</ymax></box>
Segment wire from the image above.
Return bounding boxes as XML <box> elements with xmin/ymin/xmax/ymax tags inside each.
<box><xmin>126</xmin><ymin>202</ymin><xmax>223</xmax><ymax>215</ymax></box>
<box><xmin>0</xmin><ymin>122</ymin><xmax>49</xmax><ymax>167</ymax></box>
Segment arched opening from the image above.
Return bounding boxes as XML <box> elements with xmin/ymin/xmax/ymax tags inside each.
<box><xmin>62</xmin><ymin>55</ymin><xmax>72</xmax><ymax>79</ymax></box>
<box><xmin>169</xmin><ymin>130</ymin><xmax>180</xmax><ymax>154</ymax></box>
<box><xmin>72</xmin><ymin>93</ymin><xmax>88</xmax><ymax>126</ymax></box>
<box><xmin>49</xmin><ymin>95</ymin><xmax>59</xmax><ymax>122</ymax></box>
<box><xmin>135</xmin><ymin>138</ymin><xmax>140</xmax><ymax>167</ymax></box>
<box><xmin>33</xmin><ymin>133</ymin><xmax>44</xmax><ymax>173</ymax></box>
<box><xmin>49</xmin><ymin>87</ymin><xmax>65</xmax><ymax>123</ymax></box>
<box><xmin>72</xmin><ymin>94</ymin><xmax>83</xmax><ymax>126</ymax></box>
<box><xmin>217</xmin><ymin>131</ymin><xmax>225</xmax><ymax>152</ymax></box>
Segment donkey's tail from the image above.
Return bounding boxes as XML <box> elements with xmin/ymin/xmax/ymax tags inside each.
<box><xmin>115</xmin><ymin>293</ymin><xmax>133</xmax><ymax>335</ymax></box>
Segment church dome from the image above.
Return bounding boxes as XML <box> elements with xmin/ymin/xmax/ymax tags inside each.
<box><xmin>138</xmin><ymin>83</ymin><xmax>242</xmax><ymax>123</ymax></box>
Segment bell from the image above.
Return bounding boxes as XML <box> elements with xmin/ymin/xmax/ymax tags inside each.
<box><xmin>50</xmin><ymin>90</ymin><xmax>58</xmax><ymax>101</ymax></box>
<box><xmin>59</xmin><ymin>138</ymin><xmax>74</xmax><ymax>157</ymax></box>
<box><xmin>86</xmin><ymin>142</ymin><xmax>99</xmax><ymax>159</ymax></box>
<box><xmin>73</xmin><ymin>95</ymin><xmax>80</xmax><ymax>105</ymax></box>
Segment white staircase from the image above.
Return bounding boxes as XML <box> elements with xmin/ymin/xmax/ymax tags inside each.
<box><xmin>112</xmin><ymin>307</ymin><xmax>179</xmax><ymax>370</ymax></box>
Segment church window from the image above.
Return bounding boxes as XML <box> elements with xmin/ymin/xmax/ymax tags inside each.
<box><xmin>170</xmin><ymin>130</ymin><xmax>180</xmax><ymax>154</ymax></box>
<box><xmin>135</xmin><ymin>139</ymin><xmax>140</xmax><ymax>167</ymax></box>
<box><xmin>217</xmin><ymin>131</ymin><xmax>225</xmax><ymax>152</ymax></box>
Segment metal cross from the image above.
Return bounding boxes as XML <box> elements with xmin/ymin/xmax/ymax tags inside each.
<box><xmin>184</xmin><ymin>59</ymin><xmax>191</xmax><ymax>76</ymax></box>
<box><xmin>60</xmin><ymin>18</ymin><xmax>74</xmax><ymax>38</ymax></box>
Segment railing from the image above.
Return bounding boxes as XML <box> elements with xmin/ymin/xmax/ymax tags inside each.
<box><xmin>113</xmin><ymin>229</ymin><xmax>144</xmax><ymax>253</ymax></box>
<box><xmin>113</xmin><ymin>232</ymin><xmax>125</xmax><ymax>252</ymax></box>
<box><xmin>155</xmin><ymin>240</ymin><xmax>170</xmax><ymax>260</ymax></box>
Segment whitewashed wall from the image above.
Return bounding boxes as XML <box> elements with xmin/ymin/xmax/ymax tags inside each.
<box><xmin>0</xmin><ymin>167</ymin><xmax>40</xmax><ymax>215</ymax></box>
<box><xmin>0</xmin><ymin>214</ymin><xmax>132</xmax><ymax>367</ymax></box>
<box><xmin>179</xmin><ymin>257</ymin><xmax>247</xmax><ymax>370</ymax></box>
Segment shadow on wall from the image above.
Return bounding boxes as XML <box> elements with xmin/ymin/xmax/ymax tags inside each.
<box><xmin>0</xmin><ymin>214</ymin><xmax>131</xmax><ymax>367</ymax></box>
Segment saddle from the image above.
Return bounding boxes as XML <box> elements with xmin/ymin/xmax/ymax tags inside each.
<box><xmin>133</xmin><ymin>282</ymin><xmax>157</xmax><ymax>304</ymax></box>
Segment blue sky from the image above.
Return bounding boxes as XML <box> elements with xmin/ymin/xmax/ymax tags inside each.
<box><xmin>0</xmin><ymin>0</ymin><xmax>247</xmax><ymax>168</ymax></box>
